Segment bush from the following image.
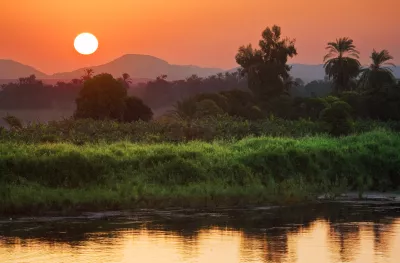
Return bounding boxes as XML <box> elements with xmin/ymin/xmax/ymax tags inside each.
<box><xmin>193</xmin><ymin>93</ymin><xmax>229</xmax><ymax>112</ymax></box>
<box><xmin>194</xmin><ymin>99</ymin><xmax>224</xmax><ymax>118</ymax></box>
<box><xmin>123</xmin><ymin>96</ymin><xmax>153</xmax><ymax>122</ymax></box>
<box><xmin>293</xmin><ymin>97</ymin><xmax>328</xmax><ymax>120</ymax></box>
<box><xmin>320</xmin><ymin>101</ymin><xmax>353</xmax><ymax>136</ymax></box>
<box><xmin>266</xmin><ymin>96</ymin><xmax>294</xmax><ymax>119</ymax></box>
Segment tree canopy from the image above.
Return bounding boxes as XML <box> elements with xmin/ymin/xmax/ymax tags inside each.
<box><xmin>235</xmin><ymin>25</ymin><xmax>297</xmax><ymax>102</ymax></box>
<box><xmin>323</xmin><ymin>37</ymin><xmax>361</xmax><ymax>93</ymax></box>
<box><xmin>358</xmin><ymin>49</ymin><xmax>396</xmax><ymax>92</ymax></box>
<box><xmin>74</xmin><ymin>73</ymin><xmax>127</xmax><ymax>120</ymax></box>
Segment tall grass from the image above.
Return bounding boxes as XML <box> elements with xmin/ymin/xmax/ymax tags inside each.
<box><xmin>1</xmin><ymin>129</ymin><xmax>399</xmax><ymax>214</ymax></box>
<box><xmin>1</xmin><ymin>115</ymin><xmax>400</xmax><ymax>144</ymax></box>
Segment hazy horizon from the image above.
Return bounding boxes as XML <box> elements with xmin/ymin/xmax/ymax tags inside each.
<box><xmin>1</xmin><ymin>0</ymin><xmax>399</xmax><ymax>74</ymax></box>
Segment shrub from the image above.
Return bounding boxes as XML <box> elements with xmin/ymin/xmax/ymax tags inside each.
<box><xmin>193</xmin><ymin>93</ymin><xmax>229</xmax><ymax>112</ymax></box>
<box><xmin>123</xmin><ymin>96</ymin><xmax>153</xmax><ymax>122</ymax></box>
<box><xmin>294</xmin><ymin>97</ymin><xmax>328</xmax><ymax>120</ymax></box>
<box><xmin>194</xmin><ymin>99</ymin><xmax>224</xmax><ymax>118</ymax></box>
<box><xmin>320</xmin><ymin>101</ymin><xmax>353</xmax><ymax>136</ymax></box>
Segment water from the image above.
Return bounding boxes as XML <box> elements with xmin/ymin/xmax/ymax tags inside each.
<box><xmin>1</xmin><ymin>202</ymin><xmax>400</xmax><ymax>263</ymax></box>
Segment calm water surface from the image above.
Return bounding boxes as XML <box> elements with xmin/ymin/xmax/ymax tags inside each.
<box><xmin>1</xmin><ymin>202</ymin><xmax>400</xmax><ymax>263</ymax></box>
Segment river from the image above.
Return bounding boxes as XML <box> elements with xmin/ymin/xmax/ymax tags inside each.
<box><xmin>1</xmin><ymin>201</ymin><xmax>400</xmax><ymax>263</ymax></box>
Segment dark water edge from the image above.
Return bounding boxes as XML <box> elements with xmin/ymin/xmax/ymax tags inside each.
<box><xmin>1</xmin><ymin>190</ymin><xmax>399</xmax><ymax>218</ymax></box>
<box><xmin>1</xmin><ymin>198</ymin><xmax>400</xmax><ymax>242</ymax></box>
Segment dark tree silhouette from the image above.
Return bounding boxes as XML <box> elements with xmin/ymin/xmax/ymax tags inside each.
<box><xmin>81</xmin><ymin>68</ymin><xmax>95</xmax><ymax>81</ymax></box>
<box><xmin>235</xmin><ymin>25</ymin><xmax>297</xmax><ymax>103</ymax></box>
<box><xmin>323</xmin><ymin>38</ymin><xmax>360</xmax><ymax>93</ymax></box>
<box><xmin>123</xmin><ymin>96</ymin><xmax>153</xmax><ymax>122</ymax></box>
<box><xmin>358</xmin><ymin>49</ymin><xmax>396</xmax><ymax>92</ymax></box>
<box><xmin>74</xmin><ymin>73</ymin><xmax>127</xmax><ymax>120</ymax></box>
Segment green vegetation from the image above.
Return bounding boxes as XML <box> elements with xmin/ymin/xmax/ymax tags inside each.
<box><xmin>1</xmin><ymin>130</ymin><xmax>399</xmax><ymax>215</ymax></box>
<box><xmin>2</xmin><ymin>116</ymin><xmax>400</xmax><ymax>144</ymax></box>
<box><xmin>1</xmin><ymin>24</ymin><xmax>400</xmax><ymax>215</ymax></box>
<box><xmin>74</xmin><ymin>73</ymin><xmax>153</xmax><ymax>122</ymax></box>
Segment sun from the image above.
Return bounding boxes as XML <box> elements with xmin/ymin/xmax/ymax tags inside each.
<box><xmin>74</xmin><ymin>33</ymin><xmax>98</xmax><ymax>55</ymax></box>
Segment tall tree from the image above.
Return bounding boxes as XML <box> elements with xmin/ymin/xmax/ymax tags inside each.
<box><xmin>323</xmin><ymin>37</ymin><xmax>360</xmax><ymax>93</ymax></box>
<box><xmin>74</xmin><ymin>73</ymin><xmax>127</xmax><ymax>120</ymax></box>
<box><xmin>235</xmin><ymin>25</ymin><xmax>297</xmax><ymax>102</ymax></box>
<box><xmin>358</xmin><ymin>49</ymin><xmax>396</xmax><ymax>92</ymax></box>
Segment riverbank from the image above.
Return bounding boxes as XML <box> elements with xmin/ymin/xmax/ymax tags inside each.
<box><xmin>1</xmin><ymin>129</ymin><xmax>400</xmax><ymax>215</ymax></box>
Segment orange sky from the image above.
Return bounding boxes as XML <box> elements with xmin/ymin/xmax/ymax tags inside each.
<box><xmin>1</xmin><ymin>0</ymin><xmax>399</xmax><ymax>74</ymax></box>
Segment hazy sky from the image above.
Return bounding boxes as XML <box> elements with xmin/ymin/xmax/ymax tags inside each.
<box><xmin>1</xmin><ymin>0</ymin><xmax>399</xmax><ymax>74</ymax></box>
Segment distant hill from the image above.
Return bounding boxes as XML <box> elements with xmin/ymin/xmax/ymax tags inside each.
<box><xmin>51</xmin><ymin>54</ymin><xmax>224</xmax><ymax>81</ymax></box>
<box><xmin>289</xmin><ymin>64</ymin><xmax>326</xmax><ymax>83</ymax></box>
<box><xmin>0</xmin><ymin>60</ymin><xmax>48</xmax><ymax>79</ymax></box>
<box><xmin>1</xmin><ymin>55</ymin><xmax>400</xmax><ymax>84</ymax></box>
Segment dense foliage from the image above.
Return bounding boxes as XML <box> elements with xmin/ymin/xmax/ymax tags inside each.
<box><xmin>2</xmin><ymin>116</ymin><xmax>400</xmax><ymax>144</ymax></box>
<box><xmin>73</xmin><ymin>73</ymin><xmax>154</xmax><ymax>122</ymax></box>
<box><xmin>74</xmin><ymin>73</ymin><xmax>127</xmax><ymax>120</ymax></box>
<box><xmin>235</xmin><ymin>25</ymin><xmax>297</xmax><ymax>103</ymax></box>
<box><xmin>1</xmin><ymin>130</ymin><xmax>400</xmax><ymax>214</ymax></box>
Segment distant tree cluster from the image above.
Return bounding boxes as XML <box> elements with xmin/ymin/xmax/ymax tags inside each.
<box><xmin>74</xmin><ymin>73</ymin><xmax>153</xmax><ymax>122</ymax></box>
<box><xmin>130</xmin><ymin>71</ymin><xmax>247</xmax><ymax>109</ymax></box>
<box><xmin>0</xmin><ymin>75</ymin><xmax>81</xmax><ymax>109</ymax></box>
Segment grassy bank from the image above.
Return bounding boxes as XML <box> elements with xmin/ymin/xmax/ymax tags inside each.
<box><xmin>1</xmin><ymin>129</ymin><xmax>400</xmax><ymax>215</ymax></box>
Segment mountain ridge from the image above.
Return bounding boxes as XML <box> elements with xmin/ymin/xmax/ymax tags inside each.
<box><xmin>0</xmin><ymin>59</ymin><xmax>48</xmax><ymax>79</ymax></box>
<box><xmin>1</xmin><ymin>54</ymin><xmax>399</xmax><ymax>83</ymax></box>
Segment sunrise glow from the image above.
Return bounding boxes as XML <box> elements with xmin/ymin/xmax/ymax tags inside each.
<box><xmin>74</xmin><ymin>33</ymin><xmax>98</xmax><ymax>55</ymax></box>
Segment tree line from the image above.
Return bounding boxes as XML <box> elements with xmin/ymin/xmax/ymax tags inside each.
<box><xmin>1</xmin><ymin>24</ymin><xmax>399</xmax><ymax>132</ymax></box>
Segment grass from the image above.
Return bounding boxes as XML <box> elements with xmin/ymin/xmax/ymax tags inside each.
<box><xmin>1</xmin><ymin>129</ymin><xmax>399</xmax><ymax>215</ymax></box>
<box><xmin>1</xmin><ymin>115</ymin><xmax>400</xmax><ymax>144</ymax></box>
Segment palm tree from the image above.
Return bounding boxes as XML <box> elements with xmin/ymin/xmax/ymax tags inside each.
<box><xmin>358</xmin><ymin>49</ymin><xmax>396</xmax><ymax>92</ymax></box>
<box><xmin>323</xmin><ymin>37</ymin><xmax>361</xmax><ymax>93</ymax></box>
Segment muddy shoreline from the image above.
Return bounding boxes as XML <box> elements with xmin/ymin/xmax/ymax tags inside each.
<box><xmin>1</xmin><ymin>192</ymin><xmax>399</xmax><ymax>220</ymax></box>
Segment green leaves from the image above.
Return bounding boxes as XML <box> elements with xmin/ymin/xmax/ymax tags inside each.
<box><xmin>323</xmin><ymin>38</ymin><xmax>361</xmax><ymax>93</ymax></box>
<box><xmin>74</xmin><ymin>73</ymin><xmax>127</xmax><ymax>121</ymax></box>
<box><xmin>235</xmin><ymin>25</ymin><xmax>297</xmax><ymax>102</ymax></box>
<box><xmin>358</xmin><ymin>49</ymin><xmax>396</xmax><ymax>92</ymax></box>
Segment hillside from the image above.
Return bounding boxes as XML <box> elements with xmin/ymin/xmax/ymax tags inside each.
<box><xmin>0</xmin><ymin>60</ymin><xmax>48</xmax><ymax>79</ymax></box>
<box><xmin>51</xmin><ymin>54</ymin><xmax>224</xmax><ymax>81</ymax></box>
<box><xmin>2</xmin><ymin>56</ymin><xmax>399</xmax><ymax>84</ymax></box>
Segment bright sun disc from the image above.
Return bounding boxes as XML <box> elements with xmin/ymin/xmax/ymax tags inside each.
<box><xmin>74</xmin><ymin>33</ymin><xmax>98</xmax><ymax>55</ymax></box>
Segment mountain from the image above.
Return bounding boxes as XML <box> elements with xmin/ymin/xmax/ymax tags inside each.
<box><xmin>51</xmin><ymin>54</ymin><xmax>224</xmax><ymax>81</ymax></box>
<box><xmin>2</xmin><ymin>55</ymin><xmax>399</xmax><ymax>84</ymax></box>
<box><xmin>289</xmin><ymin>64</ymin><xmax>327</xmax><ymax>83</ymax></box>
<box><xmin>0</xmin><ymin>59</ymin><xmax>48</xmax><ymax>79</ymax></box>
